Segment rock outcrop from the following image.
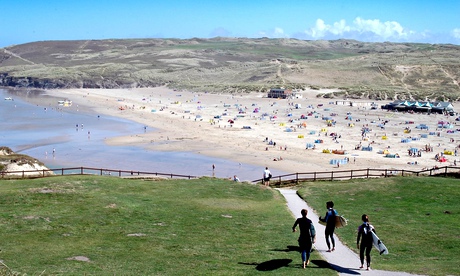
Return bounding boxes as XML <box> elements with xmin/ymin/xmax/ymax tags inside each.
<box><xmin>0</xmin><ymin>146</ymin><xmax>53</xmax><ymax>177</ymax></box>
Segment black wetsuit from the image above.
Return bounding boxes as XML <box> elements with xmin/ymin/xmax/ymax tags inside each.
<box><xmin>292</xmin><ymin>217</ymin><xmax>316</xmax><ymax>262</ymax></box>
<box><xmin>320</xmin><ymin>208</ymin><xmax>337</xmax><ymax>250</ymax></box>
<box><xmin>357</xmin><ymin>222</ymin><xmax>375</xmax><ymax>268</ymax></box>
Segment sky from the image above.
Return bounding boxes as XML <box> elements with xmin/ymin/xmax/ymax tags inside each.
<box><xmin>1</xmin><ymin>0</ymin><xmax>459</xmax><ymax>48</ymax></box>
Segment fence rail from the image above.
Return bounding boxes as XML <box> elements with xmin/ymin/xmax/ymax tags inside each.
<box><xmin>0</xmin><ymin>166</ymin><xmax>198</xmax><ymax>180</ymax></box>
<box><xmin>1</xmin><ymin>166</ymin><xmax>459</xmax><ymax>184</ymax></box>
<box><xmin>252</xmin><ymin>166</ymin><xmax>460</xmax><ymax>187</ymax></box>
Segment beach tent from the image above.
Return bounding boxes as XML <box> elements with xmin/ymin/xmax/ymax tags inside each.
<box><xmin>285</xmin><ymin>128</ymin><xmax>293</xmax><ymax>132</ymax></box>
<box><xmin>306</xmin><ymin>143</ymin><xmax>315</xmax><ymax>149</ymax></box>
<box><xmin>329</xmin><ymin>158</ymin><xmax>348</xmax><ymax>165</ymax></box>
<box><xmin>321</xmin><ymin>128</ymin><xmax>327</xmax><ymax>132</ymax></box>
<box><xmin>297</xmin><ymin>135</ymin><xmax>304</xmax><ymax>138</ymax></box>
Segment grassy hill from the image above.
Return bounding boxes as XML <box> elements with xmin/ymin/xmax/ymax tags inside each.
<box><xmin>0</xmin><ymin>175</ymin><xmax>458</xmax><ymax>275</ymax></box>
<box><xmin>1</xmin><ymin>38</ymin><xmax>459</xmax><ymax>101</ymax></box>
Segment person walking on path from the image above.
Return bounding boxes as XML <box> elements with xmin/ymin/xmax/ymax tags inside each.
<box><xmin>357</xmin><ymin>214</ymin><xmax>375</xmax><ymax>270</ymax></box>
<box><xmin>319</xmin><ymin>201</ymin><xmax>338</xmax><ymax>252</ymax></box>
<box><xmin>263</xmin><ymin>167</ymin><xmax>271</xmax><ymax>186</ymax></box>
<box><xmin>292</xmin><ymin>209</ymin><xmax>316</xmax><ymax>268</ymax></box>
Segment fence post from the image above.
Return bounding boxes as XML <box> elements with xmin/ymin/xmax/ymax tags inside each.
<box><xmin>330</xmin><ymin>171</ymin><xmax>334</xmax><ymax>181</ymax></box>
<box><xmin>22</xmin><ymin>171</ymin><xmax>25</xmax><ymax>178</ymax></box>
<box><xmin>80</xmin><ymin>167</ymin><xmax>84</xmax><ymax>175</ymax></box>
<box><xmin>385</xmin><ymin>169</ymin><xmax>388</xmax><ymax>177</ymax></box>
<box><xmin>314</xmin><ymin>172</ymin><xmax>317</xmax><ymax>181</ymax></box>
<box><xmin>350</xmin><ymin>170</ymin><xmax>353</xmax><ymax>180</ymax></box>
<box><xmin>367</xmin><ymin>168</ymin><xmax>370</xmax><ymax>178</ymax></box>
<box><xmin>444</xmin><ymin>167</ymin><xmax>448</xmax><ymax>177</ymax></box>
<box><xmin>296</xmin><ymin>173</ymin><xmax>299</xmax><ymax>184</ymax></box>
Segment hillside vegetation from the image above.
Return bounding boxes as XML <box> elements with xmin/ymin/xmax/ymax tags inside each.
<box><xmin>1</xmin><ymin>38</ymin><xmax>459</xmax><ymax>101</ymax></box>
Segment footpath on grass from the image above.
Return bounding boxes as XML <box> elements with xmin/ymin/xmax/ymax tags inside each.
<box><xmin>277</xmin><ymin>188</ymin><xmax>424</xmax><ymax>276</ymax></box>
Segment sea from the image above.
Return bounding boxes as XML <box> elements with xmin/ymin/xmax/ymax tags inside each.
<box><xmin>0</xmin><ymin>88</ymin><xmax>285</xmax><ymax>181</ymax></box>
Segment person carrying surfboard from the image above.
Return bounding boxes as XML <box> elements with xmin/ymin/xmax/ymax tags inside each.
<box><xmin>292</xmin><ymin>209</ymin><xmax>316</xmax><ymax>269</ymax></box>
<box><xmin>319</xmin><ymin>201</ymin><xmax>338</xmax><ymax>252</ymax></box>
<box><xmin>357</xmin><ymin>214</ymin><xmax>375</xmax><ymax>270</ymax></box>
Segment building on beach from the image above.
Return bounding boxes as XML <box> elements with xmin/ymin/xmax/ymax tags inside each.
<box><xmin>267</xmin><ymin>88</ymin><xmax>292</xmax><ymax>99</ymax></box>
<box><xmin>381</xmin><ymin>100</ymin><xmax>455</xmax><ymax>114</ymax></box>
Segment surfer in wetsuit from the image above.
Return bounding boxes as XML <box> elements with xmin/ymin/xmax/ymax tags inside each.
<box><xmin>292</xmin><ymin>209</ymin><xmax>316</xmax><ymax>269</ymax></box>
<box><xmin>319</xmin><ymin>201</ymin><xmax>338</xmax><ymax>252</ymax></box>
<box><xmin>356</xmin><ymin>214</ymin><xmax>375</xmax><ymax>270</ymax></box>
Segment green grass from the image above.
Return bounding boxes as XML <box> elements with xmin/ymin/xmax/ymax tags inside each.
<box><xmin>297</xmin><ymin>176</ymin><xmax>460</xmax><ymax>276</ymax></box>
<box><xmin>0</xmin><ymin>176</ymin><xmax>335</xmax><ymax>276</ymax></box>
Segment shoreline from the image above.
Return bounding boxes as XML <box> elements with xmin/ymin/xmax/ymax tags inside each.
<box><xmin>40</xmin><ymin>87</ymin><xmax>459</xmax><ymax>175</ymax></box>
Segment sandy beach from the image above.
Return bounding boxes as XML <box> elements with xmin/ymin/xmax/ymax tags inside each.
<box><xmin>40</xmin><ymin>87</ymin><xmax>459</xmax><ymax>176</ymax></box>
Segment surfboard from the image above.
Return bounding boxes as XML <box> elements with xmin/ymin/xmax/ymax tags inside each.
<box><xmin>318</xmin><ymin>215</ymin><xmax>348</xmax><ymax>228</ymax></box>
<box><xmin>371</xmin><ymin>231</ymin><xmax>388</xmax><ymax>255</ymax></box>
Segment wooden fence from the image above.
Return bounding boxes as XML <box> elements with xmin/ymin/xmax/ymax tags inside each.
<box><xmin>1</xmin><ymin>166</ymin><xmax>459</xmax><ymax>185</ymax></box>
<box><xmin>252</xmin><ymin>166</ymin><xmax>460</xmax><ymax>187</ymax></box>
<box><xmin>0</xmin><ymin>166</ymin><xmax>197</xmax><ymax>180</ymax></box>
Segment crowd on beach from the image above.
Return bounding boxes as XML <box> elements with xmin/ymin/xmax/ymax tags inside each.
<box><xmin>44</xmin><ymin>87</ymin><xmax>460</xmax><ymax>178</ymax></box>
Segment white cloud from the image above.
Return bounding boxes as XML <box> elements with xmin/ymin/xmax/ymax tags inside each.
<box><xmin>453</xmin><ymin>28</ymin><xmax>460</xmax><ymax>39</ymax></box>
<box><xmin>304</xmin><ymin>17</ymin><xmax>411</xmax><ymax>41</ymax></box>
<box><xmin>258</xmin><ymin>27</ymin><xmax>289</xmax><ymax>38</ymax></box>
<box><xmin>274</xmin><ymin>27</ymin><xmax>285</xmax><ymax>36</ymax></box>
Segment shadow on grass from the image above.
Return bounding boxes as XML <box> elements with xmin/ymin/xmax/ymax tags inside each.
<box><xmin>238</xmin><ymin>259</ymin><xmax>293</xmax><ymax>271</ymax></box>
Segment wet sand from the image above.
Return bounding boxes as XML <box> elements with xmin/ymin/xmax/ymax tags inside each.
<box><xmin>1</xmin><ymin>88</ymin><xmax>283</xmax><ymax>181</ymax></box>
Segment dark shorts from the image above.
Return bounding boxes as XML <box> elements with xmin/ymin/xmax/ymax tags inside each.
<box><xmin>263</xmin><ymin>177</ymin><xmax>270</xmax><ymax>182</ymax></box>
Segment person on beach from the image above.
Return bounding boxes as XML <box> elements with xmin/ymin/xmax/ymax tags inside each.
<box><xmin>263</xmin><ymin>167</ymin><xmax>271</xmax><ymax>186</ymax></box>
<box><xmin>319</xmin><ymin>201</ymin><xmax>338</xmax><ymax>252</ymax></box>
<box><xmin>357</xmin><ymin>214</ymin><xmax>375</xmax><ymax>270</ymax></box>
<box><xmin>233</xmin><ymin>175</ymin><xmax>240</xmax><ymax>182</ymax></box>
<box><xmin>292</xmin><ymin>209</ymin><xmax>316</xmax><ymax>268</ymax></box>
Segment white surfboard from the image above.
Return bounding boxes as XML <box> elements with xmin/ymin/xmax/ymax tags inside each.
<box><xmin>371</xmin><ymin>231</ymin><xmax>388</xmax><ymax>255</ymax></box>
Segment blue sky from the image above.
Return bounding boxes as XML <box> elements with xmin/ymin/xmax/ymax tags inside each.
<box><xmin>1</xmin><ymin>0</ymin><xmax>459</xmax><ymax>47</ymax></box>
